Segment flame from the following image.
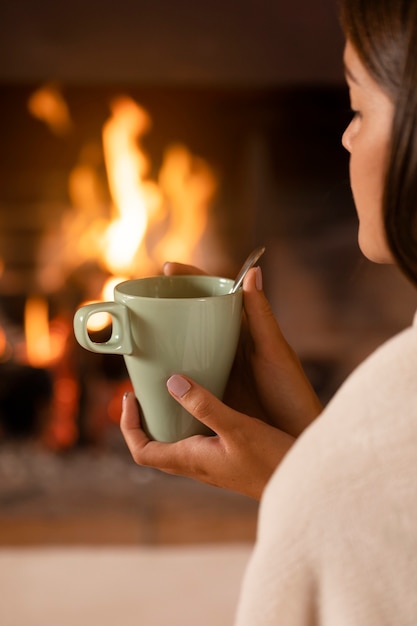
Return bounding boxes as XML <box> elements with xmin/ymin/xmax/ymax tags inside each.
<box><xmin>102</xmin><ymin>276</ymin><xmax>129</xmax><ymax>300</ymax></box>
<box><xmin>65</xmin><ymin>95</ymin><xmax>216</xmax><ymax>284</ymax></box>
<box><xmin>154</xmin><ymin>144</ymin><xmax>216</xmax><ymax>264</ymax></box>
<box><xmin>28</xmin><ymin>84</ymin><xmax>72</xmax><ymax>135</ymax></box>
<box><xmin>0</xmin><ymin>325</ymin><xmax>7</xmax><ymax>359</ymax></box>
<box><xmin>26</xmin><ymin>84</ymin><xmax>217</xmax><ymax>290</ymax></box>
<box><xmin>22</xmin><ymin>89</ymin><xmax>218</xmax><ymax>448</ymax></box>
<box><xmin>101</xmin><ymin>97</ymin><xmax>162</xmax><ymax>275</ymax></box>
<box><xmin>24</xmin><ymin>297</ymin><xmax>67</xmax><ymax>368</ymax></box>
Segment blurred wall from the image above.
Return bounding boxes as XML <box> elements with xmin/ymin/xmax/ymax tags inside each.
<box><xmin>0</xmin><ymin>0</ymin><xmax>344</xmax><ymax>85</ymax></box>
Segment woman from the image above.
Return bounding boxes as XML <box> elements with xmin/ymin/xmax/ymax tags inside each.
<box><xmin>121</xmin><ymin>0</ymin><xmax>417</xmax><ymax>621</ymax></box>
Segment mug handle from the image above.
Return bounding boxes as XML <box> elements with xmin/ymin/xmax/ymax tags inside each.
<box><xmin>73</xmin><ymin>301</ymin><xmax>133</xmax><ymax>355</ymax></box>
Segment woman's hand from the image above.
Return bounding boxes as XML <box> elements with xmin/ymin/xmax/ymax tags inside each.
<box><xmin>120</xmin><ymin>383</ymin><xmax>294</xmax><ymax>500</ymax></box>
<box><xmin>164</xmin><ymin>263</ymin><xmax>323</xmax><ymax>437</ymax></box>
<box><xmin>120</xmin><ymin>263</ymin><xmax>322</xmax><ymax>499</ymax></box>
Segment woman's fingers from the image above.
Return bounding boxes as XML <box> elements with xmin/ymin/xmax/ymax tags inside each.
<box><xmin>242</xmin><ymin>267</ymin><xmax>322</xmax><ymax>434</ymax></box>
<box><xmin>242</xmin><ymin>267</ymin><xmax>289</xmax><ymax>360</ymax></box>
<box><xmin>120</xmin><ymin>392</ymin><xmax>199</xmax><ymax>474</ymax></box>
<box><xmin>120</xmin><ymin>392</ymin><xmax>156</xmax><ymax>463</ymax></box>
<box><xmin>118</xmin><ymin>264</ymin><xmax>321</xmax><ymax>499</ymax></box>
<box><xmin>163</xmin><ymin>262</ymin><xmax>206</xmax><ymax>276</ymax></box>
<box><xmin>120</xmin><ymin>381</ymin><xmax>293</xmax><ymax>499</ymax></box>
<box><xmin>120</xmin><ymin>386</ymin><xmax>235</xmax><ymax>480</ymax></box>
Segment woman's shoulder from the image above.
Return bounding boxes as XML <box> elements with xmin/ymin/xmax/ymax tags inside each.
<box><xmin>262</xmin><ymin>312</ymin><xmax>417</xmax><ymax>522</ymax></box>
<box><xmin>255</xmin><ymin>315</ymin><xmax>417</xmax><ymax>626</ymax></box>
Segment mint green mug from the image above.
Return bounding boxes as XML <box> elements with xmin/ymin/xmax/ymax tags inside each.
<box><xmin>73</xmin><ymin>275</ymin><xmax>242</xmax><ymax>442</ymax></box>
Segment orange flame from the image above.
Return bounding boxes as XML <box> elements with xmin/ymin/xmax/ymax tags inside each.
<box><xmin>101</xmin><ymin>97</ymin><xmax>162</xmax><ymax>276</ymax></box>
<box><xmin>24</xmin><ymin>297</ymin><xmax>67</xmax><ymax>368</ymax></box>
<box><xmin>27</xmin><ymin>84</ymin><xmax>72</xmax><ymax>135</ymax></box>
<box><xmin>65</xmin><ymin>95</ymin><xmax>216</xmax><ymax>285</ymax></box>
<box><xmin>154</xmin><ymin>144</ymin><xmax>216</xmax><ymax>264</ymax></box>
<box><xmin>0</xmin><ymin>325</ymin><xmax>7</xmax><ymax>360</ymax></box>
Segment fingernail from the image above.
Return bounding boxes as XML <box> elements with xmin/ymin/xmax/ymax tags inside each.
<box><xmin>167</xmin><ymin>375</ymin><xmax>191</xmax><ymax>398</ymax></box>
<box><xmin>255</xmin><ymin>266</ymin><xmax>263</xmax><ymax>291</ymax></box>
<box><xmin>122</xmin><ymin>391</ymin><xmax>129</xmax><ymax>408</ymax></box>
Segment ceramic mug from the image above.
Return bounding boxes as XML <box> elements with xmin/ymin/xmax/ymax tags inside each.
<box><xmin>73</xmin><ymin>275</ymin><xmax>242</xmax><ymax>442</ymax></box>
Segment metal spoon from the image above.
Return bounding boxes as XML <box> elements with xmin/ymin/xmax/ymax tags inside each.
<box><xmin>230</xmin><ymin>245</ymin><xmax>266</xmax><ymax>293</ymax></box>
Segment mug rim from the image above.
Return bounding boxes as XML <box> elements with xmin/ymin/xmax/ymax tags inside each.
<box><xmin>114</xmin><ymin>275</ymin><xmax>237</xmax><ymax>300</ymax></box>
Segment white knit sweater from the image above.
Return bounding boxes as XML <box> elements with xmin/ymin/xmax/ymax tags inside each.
<box><xmin>235</xmin><ymin>313</ymin><xmax>417</xmax><ymax>625</ymax></box>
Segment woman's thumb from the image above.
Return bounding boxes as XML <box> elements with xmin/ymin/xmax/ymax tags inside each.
<box><xmin>243</xmin><ymin>267</ymin><xmax>288</xmax><ymax>358</ymax></box>
<box><xmin>166</xmin><ymin>374</ymin><xmax>236</xmax><ymax>434</ymax></box>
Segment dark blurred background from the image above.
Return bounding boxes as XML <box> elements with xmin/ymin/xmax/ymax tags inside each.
<box><xmin>0</xmin><ymin>0</ymin><xmax>343</xmax><ymax>85</ymax></box>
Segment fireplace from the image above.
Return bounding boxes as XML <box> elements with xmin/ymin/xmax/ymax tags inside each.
<box><xmin>0</xmin><ymin>1</ymin><xmax>416</xmax><ymax>450</ymax></box>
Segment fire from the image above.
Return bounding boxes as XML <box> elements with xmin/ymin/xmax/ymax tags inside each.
<box><xmin>27</xmin><ymin>86</ymin><xmax>217</xmax><ymax>291</ymax></box>
<box><xmin>23</xmin><ymin>88</ymin><xmax>217</xmax><ymax>446</ymax></box>
<box><xmin>27</xmin><ymin>84</ymin><xmax>72</xmax><ymax>136</ymax></box>
<box><xmin>101</xmin><ymin>97</ymin><xmax>162</xmax><ymax>276</ymax></box>
<box><xmin>0</xmin><ymin>325</ymin><xmax>7</xmax><ymax>360</ymax></box>
<box><xmin>24</xmin><ymin>296</ymin><xmax>67</xmax><ymax>368</ymax></box>
<box><xmin>22</xmin><ymin>296</ymin><xmax>77</xmax><ymax>449</ymax></box>
<box><xmin>154</xmin><ymin>144</ymin><xmax>216</xmax><ymax>263</ymax></box>
<box><xmin>65</xmin><ymin>94</ymin><xmax>217</xmax><ymax>285</ymax></box>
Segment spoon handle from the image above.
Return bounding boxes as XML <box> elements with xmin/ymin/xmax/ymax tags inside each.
<box><xmin>231</xmin><ymin>245</ymin><xmax>266</xmax><ymax>293</ymax></box>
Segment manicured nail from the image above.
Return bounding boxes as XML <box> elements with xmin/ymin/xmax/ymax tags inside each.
<box><xmin>167</xmin><ymin>375</ymin><xmax>191</xmax><ymax>398</ymax></box>
<box><xmin>255</xmin><ymin>266</ymin><xmax>263</xmax><ymax>291</ymax></box>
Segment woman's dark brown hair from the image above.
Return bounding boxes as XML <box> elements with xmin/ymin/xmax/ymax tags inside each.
<box><xmin>340</xmin><ymin>0</ymin><xmax>417</xmax><ymax>285</ymax></box>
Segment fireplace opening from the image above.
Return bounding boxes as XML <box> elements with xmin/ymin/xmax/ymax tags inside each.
<box><xmin>1</xmin><ymin>3</ymin><xmax>417</xmax><ymax>547</ymax></box>
<box><xmin>1</xmin><ymin>80</ymin><xmax>416</xmax><ymax>451</ymax></box>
